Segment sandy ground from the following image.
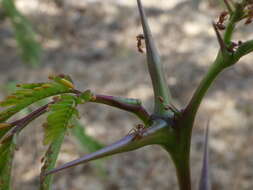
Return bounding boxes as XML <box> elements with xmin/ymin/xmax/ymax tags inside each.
<box><xmin>1</xmin><ymin>0</ymin><xmax>253</xmax><ymax>189</ymax></box>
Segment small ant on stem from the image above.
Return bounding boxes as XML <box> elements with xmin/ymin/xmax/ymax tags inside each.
<box><xmin>136</xmin><ymin>34</ymin><xmax>145</xmax><ymax>53</ymax></box>
<box><xmin>128</xmin><ymin>124</ymin><xmax>146</xmax><ymax>140</ymax></box>
<box><xmin>216</xmin><ymin>11</ymin><xmax>228</xmax><ymax>30</ymax></box>
<box><xmin>245</xmin><ymin>5</ymin><xmax>253</xmax><ymax>25</ymax></box>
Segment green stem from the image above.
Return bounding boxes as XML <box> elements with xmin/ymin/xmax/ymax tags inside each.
<box><xmin>223</xmin><ymin>18</ymin><xmax>236</xmax><ymax>44</ymax></box>
<box><xmin>185</xmin><ymin>53</ymin><xmax>225</xmax><ymax>121</ymax></box>
<box><xmin>224</xmin><ymin>2</ymin><xmax>245</xmax><ymax>44</ymax></box>
<box><xmin>234</xmin><ymin>39</ymin><xmax>253</xmax><ymax>61</ymax></box>
<box><xmin>164</xmin><ymin>143</ymin><xmax>191</xmax><ymax>190</ymax></box>
<box><xmin>175</xmin><ymin>159</ymin><xmax>191</xmax><ymax>190</ymax></box>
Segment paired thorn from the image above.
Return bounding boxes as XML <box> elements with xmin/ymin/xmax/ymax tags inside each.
<box><xmin>212</xmin><ymin>22</ymin><xmax>242</xmax><ymax>53</ymax></box>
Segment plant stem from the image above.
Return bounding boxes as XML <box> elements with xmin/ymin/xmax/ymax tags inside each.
<box><xmin>164</xmin><ymin>143</ymin><xmax>192</xmax><ymax>190</ymax></box>
<box><xmin>234</xmin><ymin>39</ymin><xmax>253</xmax><ymax>60</ymax></box>
<box><xmin>92</xmin><ymin>94</ymin><xmax>151</xmax><ymax>125</ymax></box>
<box><xmin>72</xmin><ymin>89</ymin><xmax>151</xmax><ymax>125</ymax></box>
<box><xmin>185</xmin><ymin>53</ymin><xmax>225</xmax><ymax>125</ymax></box>
<box><xmin>224</xmin><ymin>2</ymin><xmax>245</xmax><ymax>44</ymax></box>
<box><xmin>0</xmin><ymin>102</ymin><xmax>51</xmax><ymax>144</ymax></box>
<box><xmin>175</xmin><ymin>160</ymin><xmax>191</xmax><ymax>190</ymax></box>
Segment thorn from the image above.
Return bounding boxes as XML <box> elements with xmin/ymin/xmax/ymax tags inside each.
<box><xmin>223</xmin><ymin>0</ymin><xmax>233</xmax><ymax>14</ymax></box>
<box><xmin>212</xmin><ymin>22</ymin><xmax>230</xmax><ymax>53</ymax></box>
<box><xmin>198</xmin><ymin>120</ymin><xmax>211</xmax><ymax>190</ymax></box>
<box><xmin>136</xmin><ymin>0</ymin><xmax>161</xmax><ymax>61</ymax></box>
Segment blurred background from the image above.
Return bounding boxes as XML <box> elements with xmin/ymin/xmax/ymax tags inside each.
<box><xmin>0</xmin><ymin>0</ymin><xmax>253</xmax><ymax>189</ymax></box>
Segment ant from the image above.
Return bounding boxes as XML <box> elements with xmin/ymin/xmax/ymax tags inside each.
<box><xmin>216</xmin><ymin>11</ymin><xmax>228</xmax><ymax>30</ymax></box>
<box><xmin>226</xmin><ymin>40</ymin><xmax>243</xmax><ymax>52</ymax></box>
<box><xmin>245</xmin><ymin>5</ymin><xmax>253</xmax><ymax>25</ymax></box>
<box><xmin>136</xmin><ymin>34</ymin><xmax>145</xmax><ymax>53</ymax></box>
<box><xmin>128</xmin><ymin>124</ymin><xmax>146</xmax><ymax>140</ymax></box>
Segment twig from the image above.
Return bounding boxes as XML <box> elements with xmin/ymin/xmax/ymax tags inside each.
<box><xmin>0</xmin><ymin>102</ymin><xmax>53</xmax><ymax>144</ymax></box>
<box><xmin>72</xmin><ymin>89</ymin><xmax>150</xmax><ymax>125</ymax></box>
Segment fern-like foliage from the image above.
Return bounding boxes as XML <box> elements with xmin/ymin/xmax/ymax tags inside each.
<box><xmin>0</xmin><ymin>137</ymin><xmax>15</xmax><ymax>190</ymax></box>
<box><xmin>43</xmin><ymin>94</ymin><xmax>78</xmax><ymax>145</ymax></box>
<box><xmin>0</xmin><ymin>75</ymin><xmax>76</xmax><ymax>190</ymax></box>
<box><xmin>2</xmin><ymin>0</ymin><xmax>41</xmax><ymax>66</ymax></box>
<box><xmin>0</xmin><ymin>75</ymin><xmax>74</xmax><ymax>127</ymax></box>
<box><xmin>0</xmin><ymin>74</ymin><xmax>105</xmax><ymax>190</ymax></box>
<box><xmin>40</xmin><ymin>94</ymin><xmax>79</xmax><ymax>189</ymax></box>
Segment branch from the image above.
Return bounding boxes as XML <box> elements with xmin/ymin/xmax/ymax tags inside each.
<box><xmin>0</xmin><ymin>102</ymin><xmax>52</xmax><ymax>144</ymax></box>
<box><xmin>224</xmin><ymin>2</ymin><xmax>245</xmax><ymax>44</ymax></box>
<box><xmin>72</xmin><ymin>89</ymin><xmax>151</xmax><ymax>125</ymax></box>
<box><xmin>91</xmin><ymin>94</ymin><xmax>151</xmax><ymax>125</ymax></box>
<box><xmin>184</xmin><ymin>2</ymin><xmax>249</xmax><ymax>124</ymax></box>
<box><xmin>233</xmin><ymin>39</ymin><xmax>253</xmax><ymax>61</ymax></box>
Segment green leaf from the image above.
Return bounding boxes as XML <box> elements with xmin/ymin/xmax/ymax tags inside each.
<box><xmin>40</xmin><ymin>95</ymin><xmax>78</xmax><ymax>190</ymax></box>
<box><xmin>0</xmin><ymin>137</ymin><xmax>15</xmax><ymax>190</ymax></box>
<box><xmin>43</xmin><ymin>95</ymin><xmax>78</xmax><ymax>145</ymax></box>
<box><xmin>0</xmin><ymin>81</ymin><xmax>72</xmax><ymax>123</ymax></box>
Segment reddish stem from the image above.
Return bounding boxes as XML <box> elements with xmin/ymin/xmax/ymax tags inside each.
<box><xmin>92</xmin><ymin>94</ymin><xmax>150</xmax><ymax>124</ymax></box>
<box><xmin>0</xmin><ymin>102</ymin><xmax>52</xmax><ymax>143</ymax></box>
<box><xmin>72</xmin><ymin>89</ymin><xmax>150</xmax><ymax>125</ymax></box>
